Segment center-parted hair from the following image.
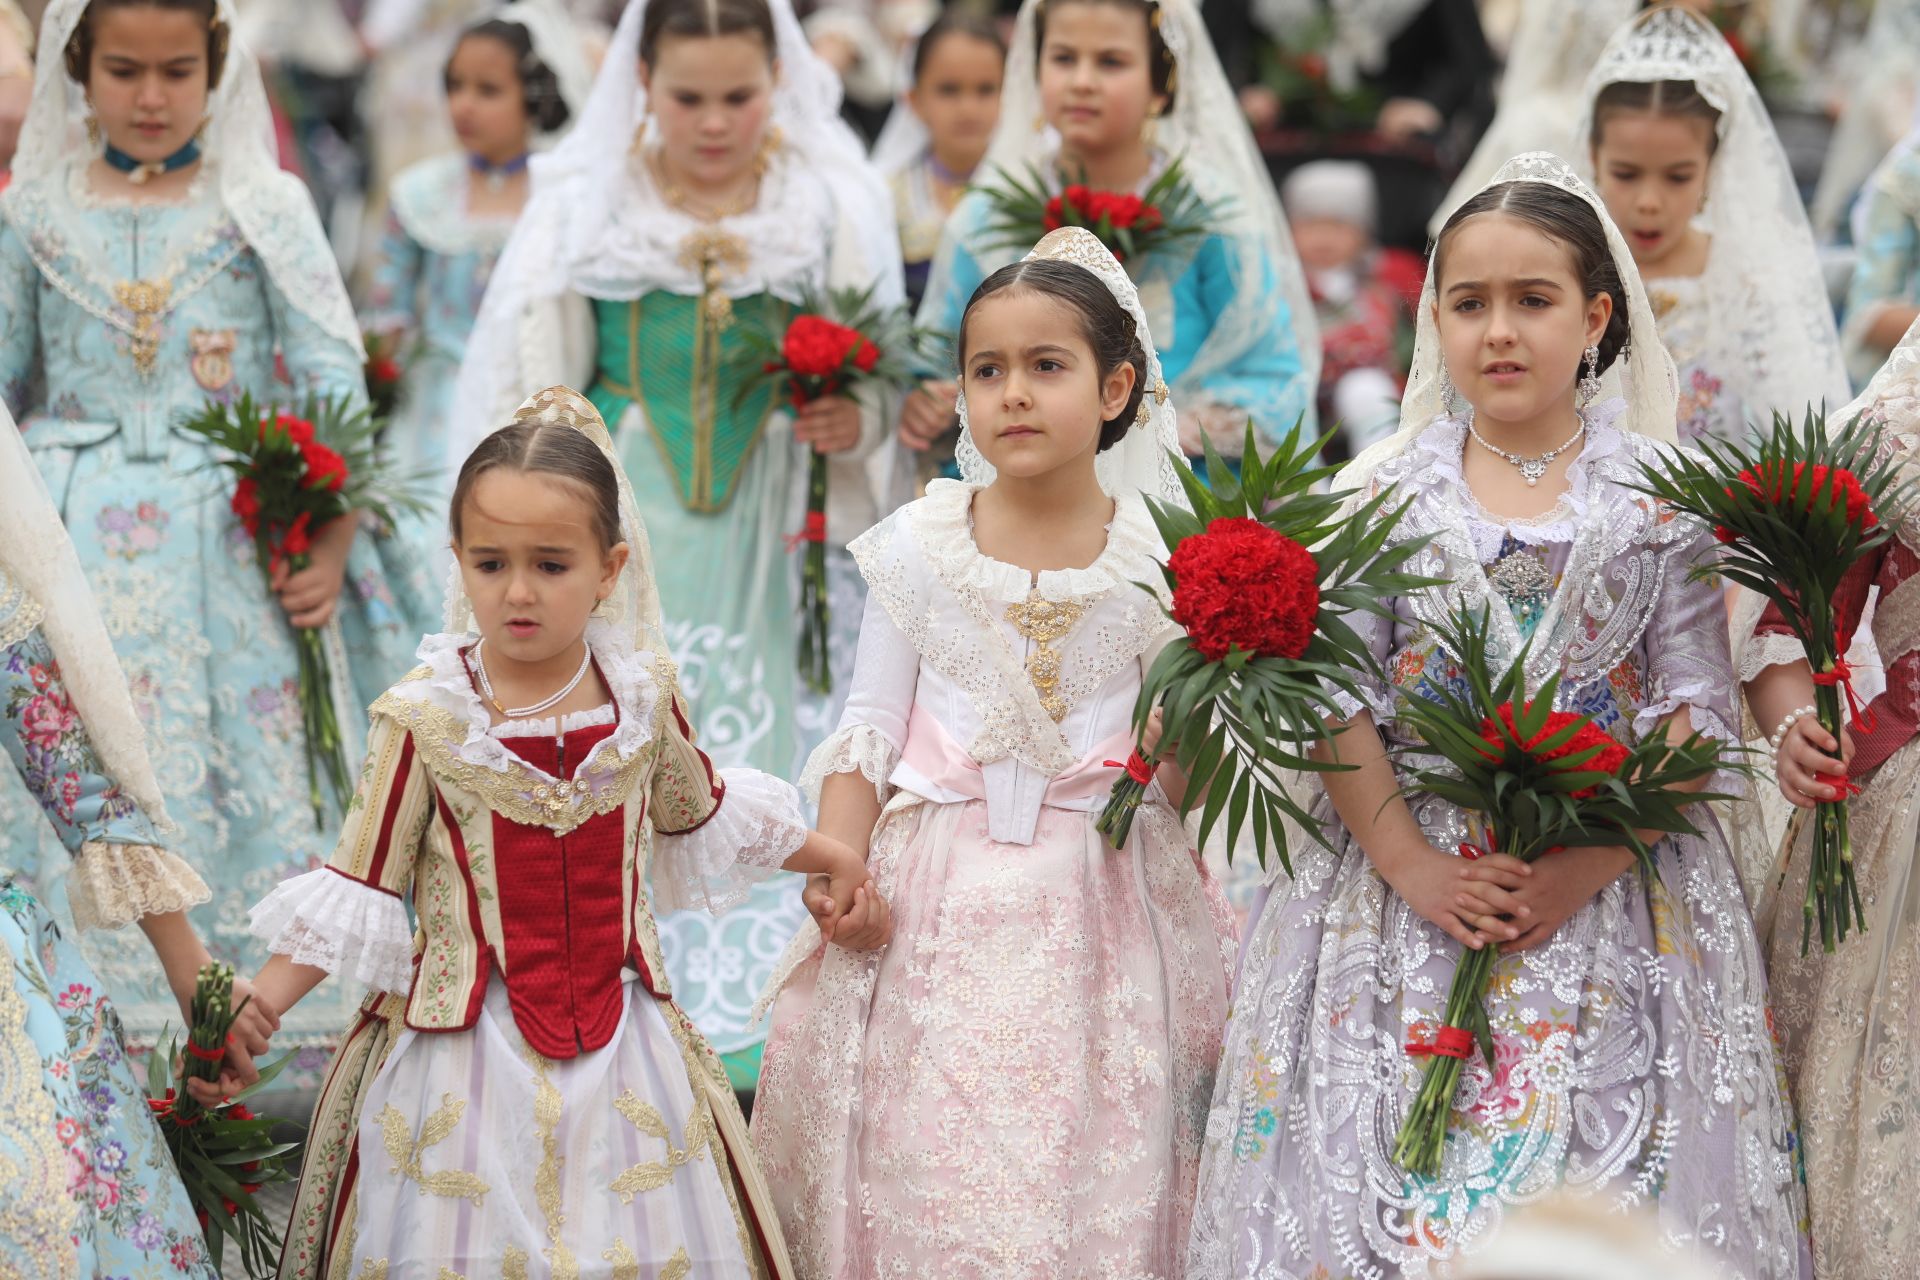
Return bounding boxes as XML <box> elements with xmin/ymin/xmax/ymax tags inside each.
<box><xmin>450</xmin><ymin>423</ymin><xmax>623</xmax><ymax>551</ymax></box>
<box><xmin>1032</xmin><ymin>0</ymin><xmax>1177</xmax><ymax>105</ymax></box>
<box><xmin>1433</xmin><ymin>181</ymin><xmax>1632</xmax><ymax>373</ymax></box>
<box><xmin>958</xmin><ymin>258</ymin><xmax>1149</xmax><ymax>453</ymax></box>
<box><xmin>450</xmin><ymin>19</ymin><xmax>573</xmax><ymax>134</ymax></box>
<box><xmin>638</xmin><ymin>0</ymin><xmax>776</xmax><ymax>66</ymax></box>
<box><xmin>910</xmin><ymin>12</ymin><xmax>1007</xmax><ymax>83</ymax></box>
<box><xmin>1589</xmin><ymin>78</ymin><xmax>1724</xmax><ymax>158</ymax></box>
<box><xmin>65</xmin><ymin>0</ymin><xmax>229</xmax><ymax>87</ymax></box>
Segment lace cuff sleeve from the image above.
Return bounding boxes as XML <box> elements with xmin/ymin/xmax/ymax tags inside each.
<box><xmin>249</xmin><ymin>867</ymin><xmax>415</xmax><ymax>993</ymax></box>
<box><xmin>799</xmin><ymin>723</ymin><xmax>901</xmax><ymax>804</ymax></box>
<box><xmin>66</xmin><ymin>843</ymin><xmax>211</xmax><ymax>932</ymax></box>
<box><xmin>652</xmin><ymin>768</ymin><xmax>808</xmax><ymax>916</ymax></box>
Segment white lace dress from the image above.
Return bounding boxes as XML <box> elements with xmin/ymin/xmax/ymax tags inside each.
<box><xmin>749</xmin><ymin>480</ymin><xmax>1237</xmax><ymax>1280</ymax></box>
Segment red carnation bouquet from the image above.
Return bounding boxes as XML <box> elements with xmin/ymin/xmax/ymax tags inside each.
<box><xmin>144</xmin><ymin>963</ymin><xmax>299</xmax><ymax>1278</ymax></box>
<box><xmin>1631</xmin><ymin>407</ymin><xmax>1914</xmax><ymax>952</ymax></box>
<box><xmin>1093</xmin><ymin>425</ymin><xmax>1433</xmax><ymax>867</ymax></box>
<box><xmin>745</xmin><ymin>285</ymin><xmax>937</xmax><ymax>693</ymax></box>
<box><xmin>983</xmin><ymin>158</ymin><xmax>1214</xmax><ymax>267</ymax></box>
<box><xmin>181</xmin><ymin>392</ymin><xmax>430</xmax><ymax>825</ymax></box>
<box><xmin>1387</xmin><ymin>605</ymin><xmax>1735</xmax><ymax>1177</ymax></box>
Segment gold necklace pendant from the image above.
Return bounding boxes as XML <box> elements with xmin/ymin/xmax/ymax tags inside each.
<box><xmin>1005</xmin><ymin>591</ymin><xmax>1088</xmax><ymax>722</ymax></box>
<box><xmin>676</xmin><ymin>228</ymin><xmax>749</xmax><ymax>332</ymax></box>
<box><xmin>114</xmin><ymin>277</ymin><xmax>173</xmax><ymax>376</ymax></box>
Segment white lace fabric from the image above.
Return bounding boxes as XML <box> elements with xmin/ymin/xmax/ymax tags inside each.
<box><xmin>799</xmin><ymin>723</ymin><xmax>901</xmax><ymax>804</ymax></box>
<box><xmin>1576</xmin><ymin>6</ymin><xmax>1850</xmax><ymax>432</ymax></box>
<box><xmin>250</xmin><ymin>866</ymin><xmax>416</xmax><ymax>993</ymax></box>
<box><xmin>66</xmin><ymin>842</ymin><xmax>211</xmax><ymax>932</ymax></box>
<box><xmin>652</xmin><ymin>767</ymin><xmax>808</xmax><ymax>915</ymax></box>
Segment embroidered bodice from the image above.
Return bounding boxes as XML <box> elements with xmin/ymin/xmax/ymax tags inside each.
<box><xmin>1647</xmin><ymin>271</ymin><xmax>1745</xmax><ymax>447</ymax></box>
<box><xmin>1340</xmin><ymin>405</ymin><xmax>1738</xmax><ymax>759</ymax></box>
<box><xmin>815</xmin><ymin>480</ymin><xmax>1177</xmax><ymax>845</ymax></box>
<box><xmin>361</xmin><ymin>154</ymin><xmax>514</xmax><ymax>366</ymax></box>
<box><xmin>0</xmin><ymin>160</ymin><xmax>364</xmax><ymax>463</ymax></box>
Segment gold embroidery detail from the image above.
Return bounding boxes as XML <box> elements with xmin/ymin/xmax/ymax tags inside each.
<box><xmin>662</xmin><ymin>1249</ymin><xmax>693</xmax><ymax>1280</ymax></box>
<box><xmin>353</xmin><ymin>1261</ymin><xmax>389</xmax><ymax>1280</ymax></box>
<box><xmin>376</xmin><ymin>1095</ymin><xmax>490</xmax><ymax>1205</ymax></box>
<box><xmin>608</xmin><ymin>1089</ymin><xmax>714</xmax><ymax>1202</ymax></box>
<box><xmin>602</xmin><ymin>1238</ymin><xmax>640</xmax><ymax>1280</ymax></box>
<box><xmin>0</xmin><ymin>929</ymin><xmax>78</xmax><ymax>1278</ymax></box>
<box><xmin>371</xmin><ymin>689</ymin><xmax>650</xmax><ymax>834</ymax></box>
<box><xmin>113</xmin><ymin>277</ymin><xmax>173</xmax><ymax>376</ymax></box>
<box><xmin>677</xmin><ymin>228</ymin><xmax>749</xmax><ymax>330</ymax></box>
<box><xmin>1004</xmin><ymin>592</ymin><xmax>1088</xmax><ymax>722</ymax></box>
<box><xmin>434</xmin><ymin>1270</ymin><xmax>464</xmax><ymax>1280</ymax></box>
<box><xmin>502</xmin><ymin>1247</ymin><xmax>529</xmax><ymax>1280</ymax></box>
<box><xmin>0</xmin><ymin>574</ymin><xmax>44</xmax><ymax>650</ymax></box>
<box><xmin>524</xmin><ymin>1045</ymin><xmax>577</xmax><ymax>1276</ymax></box>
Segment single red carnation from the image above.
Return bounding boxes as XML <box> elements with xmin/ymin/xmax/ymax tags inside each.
<box><xmin>1168</xmin><ymin>517</ymin><xmax>1321</xmax><ymax>662</ymax></box>
<box><xmin>280</xmin><ymin>511</ymin><xmax>313</xmax><ymax>558</ymax></box>
<box><xmin>1730</xmin><ymin>460</ymin><xmax>1878</xmax><ymax>530</ymax></box>
<box><xmin>298</xmin><ymin>440</ymin><xmax>349</xmax><ymax>492</ymax></box>
<box><xmin>368</xmin><ymin>356</ymin><xmax>401</xmax><ymax>385</ymax></box>
<box><xmin>783</xmin><ymin>315</ymin><xmax>865</xmax><ymax>379</ymax></box>
<box><xmin>230</xmin><ymin>478</ymin><xmax>261</xmax><ymax>534</ymax></box>
<box><xmin>1478</xmin><ymin>705</ymin><xmax>1630</xmax><ymax>798</ymax></box>
<box><xmin>852</xmin><ymin>337</ymin><xmax>881</xmax><ymax>373</ymax></box>
<box><xmin>1042</xmin><ymin>194</ymin><xmax>1067</xmax><ymax>233</ymax></box>
<box><xmin>229</xmin><ymin>1103</ymin><xmax>255</xmax><ymax>1123</ymax></box>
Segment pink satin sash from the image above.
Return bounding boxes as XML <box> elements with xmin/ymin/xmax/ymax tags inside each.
<box><xmin>898</xmin><ymin>703</ymin><xmax>1136</xmax><ymax>812</ymax></box>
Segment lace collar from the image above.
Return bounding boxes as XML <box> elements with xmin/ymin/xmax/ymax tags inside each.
<box><xmin>387</xmin><ymin>618</ymin><xmax>661</xmax><ymax>779</ymax></box>
<box><xmin>909</xmin><ymin>478</ymin><xmax>1167</xmax><ymax>606</ymax></box>
<box><xmin>389</xmin><ymin>153</ymin><xmax>518</xmax><ymax>259</ymax></box>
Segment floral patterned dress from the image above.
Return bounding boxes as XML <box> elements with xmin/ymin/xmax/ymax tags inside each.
<box><xmin>1184</xmin><ymin>407</ymin><xmax>1812</xmax><ymax>1279</ymax></box>
<box><xmin>0</xmin><ymin>566</ymin><xmax>219</xmax><ymax>1280</ymax></box>
<box><xmin>0</xmin><ymin>160</ymin><xmax>436</xmax><ymax>1071</ymax></box>
<box><xmin>1649</xmin><ymin>273</ymin><xmax>1745</xmax><ymax>446</ymax></box>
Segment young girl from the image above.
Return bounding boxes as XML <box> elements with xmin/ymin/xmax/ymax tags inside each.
<box><xmin>1184</xmin><ymin>153</ymin><xmax>1810</xmax><ymax>1279</ymax></box>
<box><xmin>1740</xmin><ymin>317</ymin><xmax>1920</xmax><ymax>1280</ymax></box>
<box><xmin>0</xmin><ymin>403</ymin><xmax>276</xmax><ymax>1277</ymax></box>
<box><xmin>873</xmin><ymin>13</ymin><xmax>1006</xmax><ymax>313</ymax></box>
<box><xmin>451</xmin><ymin>0</ymin><xmax>904</xmax><ymax>1086</ymax></box>
<box><xmin>900</xmin><ymin>0</ymin><xmax>1318</xmax><ymax>468</ymax></box>
<box><xmin>235</xmin><ymin>386</ymin><xmax>874</xmax><ymax>1279</ymax></box>
<box><xmin>361</xmin><ymin>0</ymin><xmax>589</xmax><ymax>491</ymax></box>
<box><xmin>1580</xmin><ymin>4</ymin><xmax>1847</xmax><ymax>447</ymax></box>
<box><xmin>751</xmin><ymin>227</ymin><xmax>1236</xmax><ymax>1279</ymax></box>
<box><xmin>0</xmin><ymin>0</ymin><xmax>432</xmax><ymax>1062</ymax></box>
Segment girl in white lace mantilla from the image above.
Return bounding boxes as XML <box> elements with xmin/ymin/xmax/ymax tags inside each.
<box><xmin>750</xmin><ymin>228</ymin><xmax>1235</xmax><ymax>1279</ymax></box>
<box><xmin>1184</xmin><ymin>154</ymin><xmax>1810</xmax><ymax>1279</ymax></box>
<box><xmin>1579</xmin><ymin>4</ymin><xmax>1848</xmax><ymax>448</ymax></box>
<box><xmin>229</xmin><ymin>388</ymin><xmax>873</xmax><ymax>1280</ymax></box>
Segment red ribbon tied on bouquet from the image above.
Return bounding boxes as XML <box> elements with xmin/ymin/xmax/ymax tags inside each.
<box><xmin>183</xmin><ymin>1035</ymin><xmax>232</xmax><ymax>1063</ymax></box>
<box><xmin>1102</xmin><ymin>751</ymin><xmax>1156</xmax><ymax>785</ymax></box>
<box><xmin>1811</xmin><ymin>627</ymin><xmax>1877</xmax><ymax>734</ymax></box>
<box><xmin>784</xmin><ymin>511</ymin><xmax>828</xmax><ymax>553</ymax></box>
<box><xmin>1406</xmin><ymin>1026</ymin><xmax>1475</xmax><ymax>1060</ymax></box>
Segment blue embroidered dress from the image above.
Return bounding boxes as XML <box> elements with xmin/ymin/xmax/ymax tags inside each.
<box><xmin>361</xmin><ymin>153</ymin><xmax>516</xmax><ymax>489</ymax></box>
<box><xmin>0</xmin><ymin>161</ymin><xmax>436</xmax><ymax>1070</ymax></box>
<box><xmin>0</xmin><ymin>567</ymin><xmax>219</xmax><ymax>1280</ymax></box>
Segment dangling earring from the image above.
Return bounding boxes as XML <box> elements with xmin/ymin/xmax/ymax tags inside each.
<box><xmin>630</xmin><ymin>106</ymin><xmax>651</xmax><ymax>157</ymax></box>
<box><xmin>85</xmin><ymin>112</ymin><xmax>102</xmax><ymax>148</ymax></box>
<box><xmin>752</xmin><ymin>124</ymin><xmax>784</xmax><ymax>178</ymax></box>
<box><xmin>1578</xmin><ymin>344</ymin><xmax>1601</xmax><ymax>408</ymax></box>
<box><xmin>1438</xmin><ymin>362</ymin><xmax>1457</xmax><ymax>416</ymax></box>
<box><xmin>1140</xmin><ymin>107</ymin><xmax>1160</xmax><ymax>148</ymax></box>
<box><xmin>1032</xmin><ymin>109</ymin><xmax>1046</xmax><ymax>133</ymax></box>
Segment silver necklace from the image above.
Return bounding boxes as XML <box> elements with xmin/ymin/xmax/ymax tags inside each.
<box><xmin>471</xmin><ymin>640</ymin><xmax>592</xmax><ymax>719</ymax></box>
<box><xmin>1466</xmin><ymin>411</ymin><xmax>1586</xmax><ymax>487</ymax></box>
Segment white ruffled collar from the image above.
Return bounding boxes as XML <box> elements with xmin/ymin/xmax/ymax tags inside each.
<box><xmin>1409</xmin><ymin>399</ymin><xmax>1627</xmax><ymax>560</ymax></box>
<box><xmin>389</xmin><ymin>153</ymin><xmax>518</xmax><ymax>258</ymax></box>
<box><xmin>393</xmin><ymin>618</ymin><xmax>660</xmax><ymax>778</ymax></box>
<box><xmin>910</xmin><ymin>478</ymin><xmax>1167</xmax><ymax>605</ymax></box>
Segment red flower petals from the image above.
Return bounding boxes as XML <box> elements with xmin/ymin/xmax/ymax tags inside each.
<box><xmin>1169</xmin><ymin>517</ymin><xmax>1320</xmax><ymax>662</ymax></box>
<box><xmin>1720</xmin><ymin>461</ymin><xmax>1879</xmax><ymax>538</ymax></box>
<box><xmin>1477</xmin><ymin>706</ymin><xmax>1630</xmax><ymax>798</ymax></box>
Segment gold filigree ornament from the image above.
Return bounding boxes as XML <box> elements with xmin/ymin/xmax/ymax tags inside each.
<box><xmin>676</xmin><ymin>228</ymin><xmax>750</xmax><ymax>331</ymax></box>
<box><xmin>1005</xmin><ymin>591</ymin><xmax>1088</xmax><ymax>722</ymax></box>
<box><xmin>608</xmin><ymin>1087</ymin><xmax>714</xmax><ymax>1203</ymax></box>
<box><xmin>375</xmin><ymin>1095</ymin><xmax>491</xmax><ymax>1206</ymax></box>
<box><xmin>113</xmin><ymin>276</ymin><xmax>173</xmax><ymax>376</ymax></box>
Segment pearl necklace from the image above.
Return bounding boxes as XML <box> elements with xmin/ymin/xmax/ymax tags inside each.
<box><xmin>1466</xmin><ymin>411</ymin><xmax>1586</xmax><ymax>487</ymax></box>
<box><xmin>471</xmin><ymin>640</ymin><xmax>592</xmax><ymax>720</ymax></box>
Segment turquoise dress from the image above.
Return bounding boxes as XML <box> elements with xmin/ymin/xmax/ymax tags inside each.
<box><xmin>0</xmin><ymin>569</ymin><xmax>218</xmax><ymax>1280</ymax></box>
<box><xmin>361</xmin><ymin>154</ymin><xmax>514</xmax><ymax>489</ymax></box>
<box><xmin>0</xmin><ymin>161</ymin><xmax>436</xmax><ymax>1077</ymax></box>
<box><xmin>921</xmin><ymin>185</ymin><xmax>1315</xmax><ymax>456</ymax></box>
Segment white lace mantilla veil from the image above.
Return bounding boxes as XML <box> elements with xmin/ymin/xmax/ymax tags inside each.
<box><xmin>955</xmin><ymin>226</ymin><xmax>1188</xmax><ymax>505</ymax></box>
<box><xmin>494</xmin><ymin>0</ymin><xmax>595</xmax><ymax>136</ymax></box>
<box><xmin>442</xmin><ymin>387</ymin><xmax>669</xmax><ymax>659</ymax></box>
<box><xmin>1338</xmin><ymin>151</ymin><xmax>1679</xmax><ymax>498</ymax></box>
<box><xmin>923</xmin><ymin>0</ymin><xmax>1319</xmax><ymax>430</ymax></box>
<box><xmin>1575</xmin><ymin>5</ymin><xmax>1850</xmax><ymax>428</ymax></box>
<box><xmin>0</xmin><ymin>407</ymin><xmax>173</xmax><ymax>830</ymax></box>
<box><xmin>448</xmin><ymin>0</ymin><xmax>902</xmax><ymax>461</ymax></box>
<box><xmin>1429</xmin><ymin>0</ymin><xmax>1637</xmax><ymax>238</ymax></box>
<box><xmin>13</xmin><ymin>0</ymin><xmax>363</xmax><ymax>354</ymax></box>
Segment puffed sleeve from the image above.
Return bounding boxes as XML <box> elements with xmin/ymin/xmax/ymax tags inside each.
<box><xmin>359</xmin><ymin>202</ymin><xmax>425</xmax><ymax>336</ymax></box>
<box><xmin>248</xmin><ymin>712</ymin><xmax>432</xmax><ymax>992</ymax></box>
<box><xmin>799</xmin><ymin>586</ymin><xmax>918</xmax><ymax>803</ymax></box>
<box><xmin>1637</xmin><ymin>518</ymin><xmax>1740</xmax><ymax>750</ymax></box>
<box><xmin>260</xmin><ymin>262</ymin><xmax>368</xmax><ymax>410</ymax></box>
<box><xmin>0</xmin><ymin>589</ymin><xmax>210</xmax><ymax>931</ymax></box>
<box><xmin>648</xmin><ymin>683</ymin><xmax>809</xmax><ymax>915</ymax></box>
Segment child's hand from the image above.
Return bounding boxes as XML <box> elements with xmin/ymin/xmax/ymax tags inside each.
<box><xmin>1377</xmin><ymin>842</ymin><xmax>1522</xmax><ymax>951</ymax></box>
<box><xmin>802</xmin><ymin>849</ymin><xmax>894</xmax><ymax>952</ymax></box>
<box><xmin>898</xmin><ymin>380</ymin><xmax>958</xmax><ymax>450</ymax></box>
<box><xmin>272</xmin><ymin>513</ymin><xmax>356</xmax><ymax>628</ymax></box>
<box><xmin>794</xmin><ymin>395</ymin><xmax>863</xmax><ymax>454</ymax></box>
<box><xmin>1495</xmin><ymin>846</ymin><xmax>1635</xmax><ymax>954</ymax></box>
<box><xmin>1141</xmin><ymin>707</ymin><xmax>1166</xmax><ymax>757</ymax></box>
<box><xmin>1452</xmin><ymin>853</ymin><xmax>1534</xmax><ymax>939</ymax></box>
<box><xmin>229</xmin><ymin>974</ymin><xmax>281</xmax><ymax>1061</ymax></box>
<box><xmin>1776</xmin><ymin>716</ymin><xmax>1856</xmax><ymax>809</ymax></box>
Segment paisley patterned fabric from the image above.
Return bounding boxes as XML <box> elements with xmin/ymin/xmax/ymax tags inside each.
<box><xmin>1185</xmin><ymin>410</ymin><xmax>1812</xmax><ymax>1279</ymax></box>
<box><xmin>0</xmin><ymin>160</ymin><xmax>438</xmax><ymax>1076</ymax></box>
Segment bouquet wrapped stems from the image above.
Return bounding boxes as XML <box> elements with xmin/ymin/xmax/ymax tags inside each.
<box><xmin>793</xmin><ymin>450</ymin><xmax>831</xmax><ymax>694</ymax></box>
<box><xmin>1392</xmin><ymin>934</ymin><xmax>1497</xmax><ymax>1176</ymax></box>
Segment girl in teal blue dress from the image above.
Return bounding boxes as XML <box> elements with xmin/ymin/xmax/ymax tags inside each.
<box><xmin>903</xmin><ymin>0</ymin><xmax>1320</xmax><ymax>468</ymax></box>
<box><xmin>0</xmin><ymin>398</ymin><xmax>277</xmax><ymax>1279</ymax></box>
<box><xmin>0</xmin><ymin>0</ymin><xmax>434</xmax><ymax>1070</ymax></box>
